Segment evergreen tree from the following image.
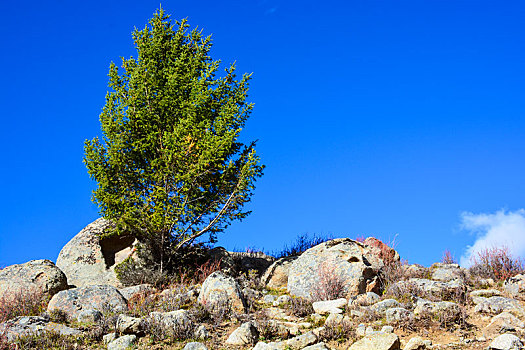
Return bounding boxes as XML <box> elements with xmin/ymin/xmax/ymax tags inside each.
<box><xmin>84</xmin><ymin>9</ymin><xmax>264</xmax><ymax>272</ymax></box>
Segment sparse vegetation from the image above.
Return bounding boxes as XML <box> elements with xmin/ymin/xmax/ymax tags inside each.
<box><xmin>469</xmin><ymin>246</ymin><xmax>524</xmax><ymax>282</ymax></box>
<box><xmin>285</xmin><ymin>296</ymin><xmax>314</xmax><ymax>317</ymax></box>
<box><xmin>0</xmin><ymin>288</ymin><xmax>47</xmax><ymax>323</ymax></box>
<box><xmin>310</xmin><ymin>259</ymin><xmax>347</xmax><ymax>302</ymax></box>
<box><xmin>441</xmin><ymin>250</ymin><xmax>457</xmax><ymax>264</ymax></box>
<box><xmin>273</xmin><ymin>233</ymin><xmax>330</xmax><ymax>259</ymax></box>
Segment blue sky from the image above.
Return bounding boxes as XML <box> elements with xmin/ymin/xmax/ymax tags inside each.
<box><xmin>1</xmin><ymin>0</ymin><xmax>524</xmax><ymax>267</ymax></box>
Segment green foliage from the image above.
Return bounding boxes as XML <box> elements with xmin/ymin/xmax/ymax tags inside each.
<box><xmin>84</xmin><ymin>9</ymin><xmax>264</xmax><ymax>272</ymax></box>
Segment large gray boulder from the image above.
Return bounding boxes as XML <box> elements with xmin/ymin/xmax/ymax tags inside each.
<box><xmin>0</xmin><ymin>316</ymin><xmax>80</xmax><ymax>342</ymax></box>
<box><xmin>414</xmin><ymin>300</ymin><xmax>462</xmax><ymax>322</ymax></box>
<box><xmin>391</xmin><ymin>278</ymin><xmax>465</xmax><ymax>300</ymax></box>
<box><xmin>198</xmin><ymin>271</ymin><xmax>247</xmax><ymax>313</ymax></box>
<box><xmin>0</xmin><ymin>259</ymin><xmax>68</xmax><ymax>300</ymax></box>
<box><xmin>261</xmin><ymin>256</ymin><xmax>298</xmax><ymax>289</ymax></box>
<box><xmin>47</xmin><ymin>284</ymin><xmax>128</xmax><ymax>320</ymax></box>
<box><xmin>226</xmin><ymin>321</ymin><xmax>259</xmax><ymax>345</ymax></box>
<box><xmin>56</xmin><ymin>218</ymin><xmax>140</xmax><ymax>288</ymax></box>
<box><xmin>430</xmin><ymin>263</ymin><xmax>465</xmax><ymax>282</ymax></box>
<box><xmin>287</xmin><ymin>238</ymin><xmax>394</xmax><ymax>299</ymax></box>
<box><xmin>474</xmin><ymin>296</ymin><xmax>525</xmax><ymax>316</ymax></box>
<box><xmin>489</xmin><ymin>333</ymin><xmax>523</xmax><ymax>350</ymax></box>
<box><xmin>484</xmin><ymin>312</ymin><xmax>525</xmax><ymax>337</ymax></box>
<box><xmin>504</xmin><ymin>274</ymin><xmax>525</xmax><ymax>298</ymax></box>
<box><xmin>348</xmin><ymin>332</ymin><xmax>401</xmax><ymax>350</ymax></box>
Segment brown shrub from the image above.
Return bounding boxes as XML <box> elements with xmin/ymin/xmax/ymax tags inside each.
<box><xmin>0</xmin><ymin>288</ymin><xmax>48</xmax><ymax>323</ymax></box>
<box><xmin>286</xmin><ymin>296</ymin><xmax>314</xmax><ymax>317</ymax></box>
<box><xmin>320</xmin><ymin>318</ymin><xmax>355</xmax><ymax>343</ymax></box>
<box><xmin>310</xmin><ymin>260</ymin><xmax>347</xmax><ymax>302</ymax></box>
<box><xmin>441</xmin><ymin>250</ymin><xmax>457</xmax><ymax>264</ymax></box>
<box><xmin>469</xmin><ymin>246</ymin><xmax>524</xmax><ymax>282</ymax></box>
<box><xmin>383</xmin><ymin>280</ymin><xmax>423</xmax><ymax>306</ymax></box>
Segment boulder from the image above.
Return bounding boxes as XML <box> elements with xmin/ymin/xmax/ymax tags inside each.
<box><xmin>430</xmin><ymin>263</ymin><xmax>465</xmax><ymax>282</ymax></box>
<box><xmin>47</xmin><ymin>284</ymin><xmax>128</xmax><ymax>320</ymax></box>
<box><xmin>312</xmin><ymin>298</ymin><xmax>347</xmax><ymax>314</ymax></box>
<box><xmin>184</xmin><ymin>342</ymin><xmax>208</xmax><ymax>350</ymax></box>
<box><xmin>149</xmin><ymin>310</ymin><xmax>193</xmax><ymax>332</ymax></box>
<box><xmin>194</xmin><ymin>324</ymin><xmax>210</xmax><ymax>340</ymax></box>
<box><xmin>385</xmin><ymin>308</ymin><xmax>412</xmax><ymax>323</ymax></box>
<box><xmin>287</xmin><ymin>238</ymin><xmax>392</xmax><ymax>299</ymax></box>
<box><xmin>119</xmin><ymin>283</ymin><xmax>154</xmax><ymax>301</ymax></box>
<box><xmin>414</xmin><ymin>300</ymin><xmax>462</xmax><ymax>321</ymax></box>
<box><xmin>198</xmin><ymin>271</ymin><xmax>247</xmax><ymax>313</ymax></box>
<box><xmin>0</xmin><ymin>316</ymin><xmax>81</xmax><ymax>342</ymax></box>
<box><xmin>370</xmin><ymin>299</ymin><xmax>401</xmax><ymax>314</ymax></box>
<box><xmin>364</xmin><ymin>237</ymin><xmax>400</xmax><ymax>265</ymax></box>
<box><xmin>404</xmin><ymin>336</ymin><xmax>430</xmax><ymax>350</ymax></box>
<box><xmin>348</xmin><ymin>332</ymin><xmax>401</xmax><ymax>350</ymax></box>
<box><xmin>226</xmin><ymin>321</ymin><xmax>259</xmax><ymax>345</ymax></box>
<box><xmin>504</xmin><ymin>274</ymin><xmax>525</xmax><ymax>298</ymax></box>
<box><xmin>261</xmin><ymin>256</ymin><xmax>298</xmax><ymax>289</ymax></box>
<box><xmin>351</xmin><ymin>292</ymin><xmax>381</xmax><ymax>306</ymax></box>
<box><xmin>229</xmin><ymin>251</ymin><xmax>275</xmax><ymax>276</ymax></box>
<box><xmin>302</xmin><ymin>343</ymin><xmax>331</xmax><ymax>350</ymax></box>
<box><xmin>474</xmin><ymin>296</ymin><xmax>525</xmax><ymax>316</ymax></box>
<box><xmin>107</xmin><ymin>334</ymin><xmax>137</xmax><ymax>350</ymax></box>
<box><xmin>77</xmin><ymin>309</ymin><xmax>102</xmax><ymax>324</ymax></box>
<box><xmin>116</xmin><ymin>314</ymin><xmax>145</xmax><ymax>335</ymax></box>
<box><xmin>484</xmin><ymin>312</ymin><xmax>525</xmax><ymax>337</ymax></box>
<box><xmin>56</xmin><ymin>218</ymin><xmax>141</xmax><ymax>288</ymax></box>
<box><xmin>470</xmin><ymin>289</ymin><xmax>502</xmax><ymax>298</ymax></box>
<box><xmin>0</xmin><ymin>259</ymin><xmax>68</xmax><ymax>300</ymax></box>
<box><xmin>393</xmin><ymin>278</ymin><xmax>465</xmax><ymax>299</ymax></box>
<box><xmin>489</xmin><ymin>333</ymin><xmax>523</xmax><ymax>350</ymax></box>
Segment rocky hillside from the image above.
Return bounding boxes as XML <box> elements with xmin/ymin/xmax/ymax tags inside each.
<box><xmin>1</xmin><ymin>219</ymin><xmax>525</xmax><ymax>350</ymax></box>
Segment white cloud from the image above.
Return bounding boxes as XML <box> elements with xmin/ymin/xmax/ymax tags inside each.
<box><xmin>460</xmin><ymin>209</ymin><xmax>525</xmax><ymax>267</ymax></box>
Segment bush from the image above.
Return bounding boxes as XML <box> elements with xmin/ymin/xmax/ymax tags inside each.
<box><xmin>320</xmin><ymin>319</ymin><xmax>356</xmax><ymax>343</ymax></box>
<box><xmin>441</xmin><ymin>250</ymin><xmax>457</xmax><ymax>264</ymax></box>
<box><xmin>273</xmin><ymin>233</ymin><xmax>330</xmax><ymax>259</ymax></box>
<box><xmin>0</xmin><ymin>288</ymin><xmax>48</xmax><ymax>323</ymax></box>
<box><xmin>310</xmin><ymin>260</ymin><xmax>347</xmax><ymax>302</ymax></box>
<box><xmin>286</xmin><ymin>296</ymin><xmax>314</xmax><ymax>317</ymax></box>
<box><xmin>469</xmin><ymin>246</ymin><xmax>524</xmax><ymax>282</ymax></box>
